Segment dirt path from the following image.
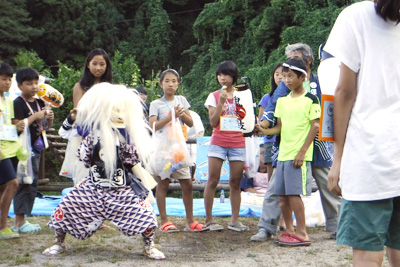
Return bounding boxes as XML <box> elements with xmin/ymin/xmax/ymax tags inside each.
<box><xmin>0</xmin><ymin>216</ymin><xmax>392</xmax><ymax>267</ymax></box>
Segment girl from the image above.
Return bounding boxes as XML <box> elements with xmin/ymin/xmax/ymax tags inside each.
<box><xmin>62</xmin><ymin>48</ymin><xmax>112</xmax><ymax>185</ymax></box>
<box><xmin>258</xmin><ymin>62</ymin><xmax>284</xmax><ymax>181</ymax></box>
<box><xmin>73</xmin><ymin>48</ymin><xmax>112</xmax><ymax>107</ymax></box>
<box><xmin>204</xmin><ymin>61</ymin><xmax>247</xmax><ymax>232</ymax></box>
<box><xmin>149</xmin><ymin>69</ymin><xmax>207</xmax><ymax>233</ymax></box>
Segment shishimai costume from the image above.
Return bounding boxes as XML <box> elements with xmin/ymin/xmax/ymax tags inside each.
<box><xmin>43</xmin><ymin>83</ymin><xmax>165</xmax><ymax>260</ymax></box>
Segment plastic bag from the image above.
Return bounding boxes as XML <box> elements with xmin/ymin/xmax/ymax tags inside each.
<box><xmin>151</xmin><ymin>109</ymin><xmax>193</xmax><ymax>180</ymax></box>
<box><xmin>16</xmin><ymin>119</ymin><xmax>33</xmax><ymax>184</ymax></box>
<box><xmin>244</xmin><ymin>136</ymin><xmax>259</xmax><ymax>178</ymax></box>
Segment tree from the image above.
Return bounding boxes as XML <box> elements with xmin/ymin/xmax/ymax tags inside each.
<box><xmin>0</xmin><ymin>0</ymin><xmax>43</xmax><ymax>63</ymax></box>
<box><xmin>27</xmin><ymin>0</ymin><xmax>125</xmax><ymax>67</ymax></box>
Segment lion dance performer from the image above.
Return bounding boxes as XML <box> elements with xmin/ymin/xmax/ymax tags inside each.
<box><xmin>43</xmin><ymin>83</ymin><xmax>165</xmax><ymax>260</ymax></box>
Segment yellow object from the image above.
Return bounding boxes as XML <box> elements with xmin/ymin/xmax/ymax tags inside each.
<box><xmin>163</xmin><ymin>162</ymin><xmax>172</xmax><ymax>171</ymax></box>
<box><xmin>38</xmin><ymin>84</ymin><xmax>64</xmax><ymax>107</ymax></box>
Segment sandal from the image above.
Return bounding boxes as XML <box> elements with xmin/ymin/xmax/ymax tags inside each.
<box><xmin>278</xmin><ymin>234</ymin><xmax>311</xmax><ymax>246</ymax></box>
<box><xmin>142</xmin><ymin>243</ymin><xmax>166</xmax><ymax>260</ymax></box>
<box><xmin>42</xmin><ymin>243</ymin><xmax>66</xmax><ymax>256</ymax></box>
<box><xmin>13</xmin><ymin>221</ymin><xmax>41</xmax><ymax>233</ymax></box>
<box><xmin>228</xmin><ymin>221</ymin><xmax>249</xmax><ymax>232</ymax></box>
<box><xmin>205</xmin><ymin>221</ymin><xmax>224</xmax><ymax>231</ymax></box>
<box><xmin>160</xmin><ymin>222</ymin><xmax>179</xmax><ymax>233</ymax></box>
<box><xmin>184</xmin><ymin>221</ymin><xmax>208</xmax><ymax>232</ymax></box>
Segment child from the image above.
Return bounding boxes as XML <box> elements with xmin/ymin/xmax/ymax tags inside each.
<box><xmin>149</xmin><ymin>69</ymin><xmax>207</xmax><ymax>233</ymax></box>
<box><xmin>255</xmin><ymin>58</ymin><xmax>320</xmax><ymax>246</ymax></box>
<box><xmin>258</xmin><ymin>62</ymin><xmax>284</xmax><ymax>181</ymax></box>
<box><xmin>73</xmin><ymin>48</ymin><xmax>112</xmax><ymax>107</ymax></box>
<box><xmin>12</xmin><ymin>67</ymin><xmax>54</xmax><ymax>233</ymax></box>
<box><xmin>43</xmin><ymin>83</ymin><xmax>165</xmax><ymax>259</ymax></box>
<box><xmin>0</xmin><ymin>63</ymin><xmax>25</xmax><ymax>239</ymax></box>
<box><xmin>203</xmin><ymin>61</ymin><xmax>248</xmax><ymax>232</ymax></box>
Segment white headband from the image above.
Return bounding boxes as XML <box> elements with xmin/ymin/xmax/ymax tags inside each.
<box><xmin>282</xmin><ymin>63</ymin><xmax>307</xmax><ymax>79</ymax></box>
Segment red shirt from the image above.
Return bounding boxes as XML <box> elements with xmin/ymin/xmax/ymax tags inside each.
<box><xmin>207</xmin><ymin>90</ymin><xmax>245</xmax><ymax>148</ymax></box>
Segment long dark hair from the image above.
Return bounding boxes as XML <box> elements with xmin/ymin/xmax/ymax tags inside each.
<box><xmin>79</xmin><ymin>48</ymin><xmax>112</xmax><ymax>90</ymax></box>
<box><xmin>375</xmin><ymin>0</ymin><xmax>400</xmax><ymax>23</ymax></box>
<box><xmin>270</xmin><ymin>62</ymin><xmax>283</xmax><ymax>96</ymax></box>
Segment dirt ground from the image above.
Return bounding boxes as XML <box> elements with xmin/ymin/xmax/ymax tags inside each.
<box><xmin>0</xmin><ymin>216</ymin><xmax>392</xmax><ymax>267</ymax></box>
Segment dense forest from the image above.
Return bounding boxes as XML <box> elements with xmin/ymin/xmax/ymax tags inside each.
<box><xmin>1</xmin><ymin>0</ymin><xmax>355</xmax><ymax>124</ymax></box>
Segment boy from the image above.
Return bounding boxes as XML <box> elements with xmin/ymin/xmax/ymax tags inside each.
<box><xmin>255</xmin><ymin>58</ymin><xmax>320</xmax><ymax>246</ymax></box>
<box><xmin>0</xmin><ymin>63</ymin><xmax>25</xmax><ymax>239</ymax></box>
<box><xmin>12</xmin><ymin>67</ymin><xmax>54</xmax><ymax>233</ymax></box>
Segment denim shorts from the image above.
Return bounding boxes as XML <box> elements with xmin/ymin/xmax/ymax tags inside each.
<box><xmin>337</xmin><ymin>197</ymin><xmax>400</xmax><ymax>251</ymax></box>
<box><xmin>207</xmin><ymin>144</ymin><xmax>245</xmax><ymax>162</ymax></box>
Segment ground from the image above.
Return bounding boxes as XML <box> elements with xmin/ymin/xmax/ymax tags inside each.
<box><xmin>0</xmin><ymin>216</ymin><xmax>392</xmax><ymax>267</ymax></box>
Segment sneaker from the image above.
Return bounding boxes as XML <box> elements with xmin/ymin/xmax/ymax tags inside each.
<box><xmin>42</xmin><ymin>243</ymin><xmax>66</xmax><ymax>256</ymax></box>
<box><xmin>251</xmin><ymin>229</ymin><xmax>271</xmax><ymax>242</ymax></box>
<box><xmin>12</xmin><ymin>221</ymin><xmax>41</xmax><ymax>233</ymax></box>
<box><xmin>227</xmin><ymin>221</ymin><xmax>249</xmax><ymax>232</ymax></box>
<box><xmin>142</xmin><ymin>243</ymin><xmax>166</xmax><ymax>260</ymax></box>
<box><xmin>0</xmin><ymin>228</ymin><xmax>20</xmax><ymax>239</ymax></box>
<box><xmin>329</xmin><ymin>232</ymin><xmax>337</xmax><ymax>240</ymax></box>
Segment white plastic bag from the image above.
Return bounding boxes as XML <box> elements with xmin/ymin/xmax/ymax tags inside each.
<box><xmin>16</xmin><ymin>119</ymin><xmax>33</xmax><ymax>184</ymax></box>
<box><xmin>244</xmin><ymin>136</ymin><xmax>259</xmax><ymax>178</ymax></box>
<box><xmin>151</xmin><ymin>109</ymin><xmax>193</xmax><ymax>180</ymax></box>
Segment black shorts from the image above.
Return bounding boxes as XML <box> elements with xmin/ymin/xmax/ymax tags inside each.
<box><xmin>0</xmin><ymin>157</ymin><xmax>18</xmax><ymax>185</ymax></box>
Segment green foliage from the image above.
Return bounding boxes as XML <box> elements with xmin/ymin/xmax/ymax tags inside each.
<box><xmin>27</xmin><ymin>0</ymin><xmax>125</xmax><ymax>67</ymax></box>
<box><xmin>119</xmin><ymin>0</ymin><xmax>172</xmax><ymax>76</ymax></box>
<box><xmin>14</xmin><ymin>50</ymin><xmax>46</xmax><ymax>72</ymax></box>
<box><xmin>0</xmin><ymin>0</ymin><xmax>43</xmax><ymax>63</ymax></box>
<box><xmin>111</xmin><ymin>51</ymin><xmax>141</xmax><ymax>88</ymax></box>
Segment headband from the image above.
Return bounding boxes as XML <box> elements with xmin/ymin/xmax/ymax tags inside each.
<box><xmin>282</xmin><ymin>63</ymin><xmax>307</xmax><ymax>79</ymax></box>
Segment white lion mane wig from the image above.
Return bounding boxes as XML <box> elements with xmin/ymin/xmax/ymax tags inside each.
<box><xmin>75</xmin><ymin>83</ymin><xmax>153</xmax><ymax>178</ymax></box>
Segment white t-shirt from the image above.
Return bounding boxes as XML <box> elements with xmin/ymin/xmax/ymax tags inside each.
<box><xmin>186</xmin><ymin>110</ymin><xmax>204</xmax><ymax>139</ymax></box>
<box><xmin>324</xmin><ymin>1</ymin><xmax>400</xmax><ymax>201</ymax></box>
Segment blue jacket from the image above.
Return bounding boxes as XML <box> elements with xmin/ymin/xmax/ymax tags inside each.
<box><xmin>261</xmin><ymin>73</ymin><xmax>333</xmax><ymax>167</ymax></box>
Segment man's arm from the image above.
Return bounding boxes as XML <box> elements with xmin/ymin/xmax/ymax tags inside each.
<box><xmin>327</xmin><ymin>63</ymin><xmax>357</xmax><ymax>196</ymax></box>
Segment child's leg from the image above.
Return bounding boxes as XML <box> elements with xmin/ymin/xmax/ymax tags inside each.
<box><xmin>228</xmin><ymin>160</ymin><xmax>245</xmax><ymax>224</ymax></box>
<box><xmin>288</xmin><ymin>195</ymin><xmax>309</xmax><ymax>240</ymax></box>
<box><xmin>155</xmin><ymin>177</ymin><xmax>171</xmax><ymax>226</ymax></box>
<box><xmin>178</xmin><ymin>179</ymin><xmax>194</xmax><ymax>227</ymax></box>
<box><xmin>14</xmin><ymin>151</ymin><xmax>41</xmax><ymax>229</ymax></box>
<box><xmin>279</xmin><ymin>195</ymin><xmax>295</xmax><ymax>234</ymax></box>
<box><xmin>204</xmin><ymin>157</ymin><xmax>223</xmax><ymax>224</ymax></box>
<box><xmin>0</xmin><ymin>179</ymin><xmax>19</xmax><ymax>230</ymax></box>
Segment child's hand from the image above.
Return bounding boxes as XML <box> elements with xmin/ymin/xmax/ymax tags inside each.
<box><xmin>293</xmin><ymin>152</ymin><xmax>305</xmax><ymax>168</ymax></box>
<box><xmin>16</xmin><ymin>120</ymin><xmax>25</xmax><ymax>132</ymax></box>
<box><xmin>70</xmin><ymin>108</ymin><xmax>78</xmax><ymax>122</ymax></box>
<box><xmin>253</xmin><ymin>124</ymin><xmax>263</xmax><ymax>136</ymax></box>
<box><xmin>36</xmin><ymin>110</ymin><xmax>47</xmax><ymax>120</ymax></box>
<box><xmin>174</xmin><ymin>105</ymin><xmax>185</xmax><ymax>118</ymax></box>
<box><xmin>46</xmin><ymin>110</ymin><xmax>54</xmax><ymax>120</ymax></box>
<box><xmin>219</xmin><ymin>86</ymin><xmax>228</xmax><ymax>103</ymax></box>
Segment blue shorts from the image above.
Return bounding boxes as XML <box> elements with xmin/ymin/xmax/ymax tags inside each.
<box><xmin>263</xmin><ymin>142</ymin><xmax>273</xmax><ymax>164</ymax></box>
<box><xmin>207</xmin><ymin>144</ymin><xmax>245</xmax><ymax>162</ymax></box>
<box><xmin>337</xmin><ymin>197</ymin><xmax>400</xmax><ymax>251</ymax></box>
<box><xmin>274</xmin><ymin>160</ymin><xmax>312</xmax><ymax>196</ymax></box>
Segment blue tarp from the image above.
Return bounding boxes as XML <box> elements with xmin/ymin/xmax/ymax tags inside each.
<box><xmin>8</xmin><ymin>194</ymin><xmax>262</xmax><ymax>218</ymax></box>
